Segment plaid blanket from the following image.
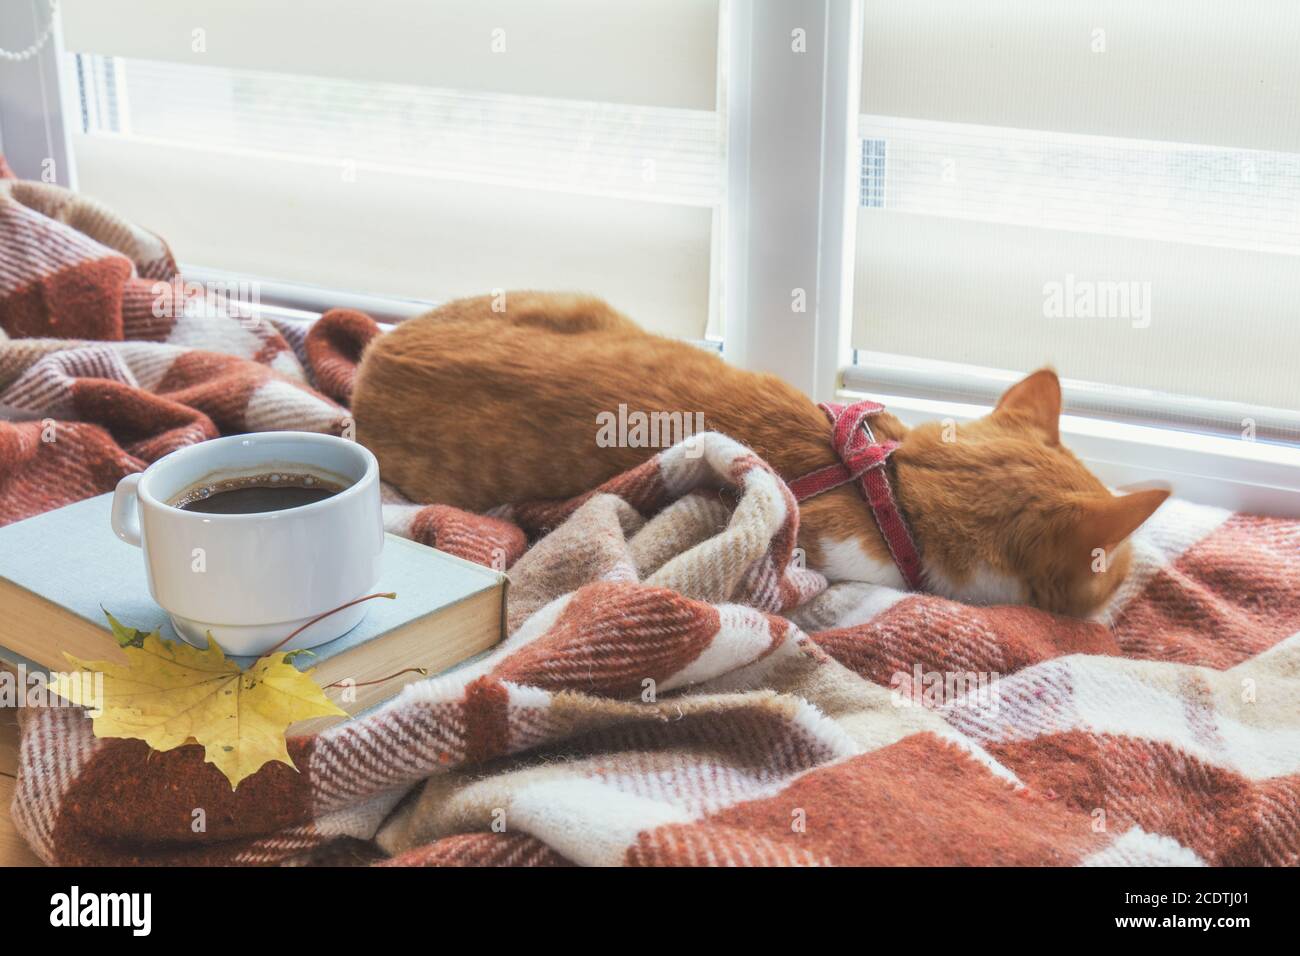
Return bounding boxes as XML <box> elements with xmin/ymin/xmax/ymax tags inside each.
<box><xmin>4</xmin><ymin>170</ymin><xmax>1299</xmax><ymax>867</ymax></box>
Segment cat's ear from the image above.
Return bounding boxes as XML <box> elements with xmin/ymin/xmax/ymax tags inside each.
<box><xmin>1077</xmin><ymin>488</ymin><xmax>1170</xmax><ymax>552</ymax></box>
<box><xmin>994</xmin><ymin>368</ymin><xmax>1061</xmax><ymax>444</ymax></box>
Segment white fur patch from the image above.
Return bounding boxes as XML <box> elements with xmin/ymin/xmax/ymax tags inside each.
<box><xmin>835</xmin><ymin>584</ymin><xmax>910</xmax><ymax>626</ymax></box>
<box><xmin>815</xmin><ymin>535</ymin><xmax>906</xmax><ymax>588</ymax></box>
<box><xmin>924</xmin><ymin>563</ymin><xmax>1026</xmax><ymax>606</ymax></box>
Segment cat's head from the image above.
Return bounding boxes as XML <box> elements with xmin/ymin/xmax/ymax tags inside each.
<box><xmin>890</xmin><ymin>369</ymin><xmax>1169</xmax><ymax>617</ymax></box>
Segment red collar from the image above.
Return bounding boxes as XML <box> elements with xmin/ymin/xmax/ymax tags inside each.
<box><xmin>787</xmin><ymin>400</ymin><xmax>926</xmax><ymax>591</ymax></box>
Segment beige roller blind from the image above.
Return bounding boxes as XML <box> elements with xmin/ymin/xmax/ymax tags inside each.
<box><xmin>854</xmin><ymin>210</ymin><xmax>1300</xmax><ymax>410</ymax></box>
<box><xmin>63</xmin><ymin>3</ymin><xmax>725</xmax><ymax>337</ymax></box>
<box><xmin>74</xmin><ymin>135</ymin><xmax>713</xmax><ymax>338</ymax></box>
<box><xmin>860</xmin><ymin>0</ymin><xmax>1300</xmax><ymax>154</ymax></box>
<box><xmin>853</xmin><ymin>2</ymin><xmax>1300</xmax><ymax>415</ymax></box>
<box><xmin>62</xmin><ymin>0</ymin><xmax>720</xmax><ymax>110</ymax></box>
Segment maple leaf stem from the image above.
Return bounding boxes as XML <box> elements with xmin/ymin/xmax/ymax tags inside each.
<box><xmin>265</xmin><ymin>592</ymin><xmax>397</xmax><ymax>655</ymax></box>
<box><xmin>324</xmin><ymin>666</ymin><xmax>429</xmax><ymax>689</ymax></box>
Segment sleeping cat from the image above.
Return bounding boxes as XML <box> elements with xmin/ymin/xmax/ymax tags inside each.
<box><xmin>351</xmin><ymin>292</ymin><xmax>1168</xmax><ymax>616</ymax></box>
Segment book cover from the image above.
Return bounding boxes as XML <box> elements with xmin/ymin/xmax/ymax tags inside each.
<box><xmin>0</xmin><ymin>493</ymin><xmax>504</xmax><ymax>671</ymax></box>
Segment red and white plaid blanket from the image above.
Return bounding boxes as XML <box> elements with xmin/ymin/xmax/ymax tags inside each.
<box><xmin>3</xmin><ymin>169</ymin><xmax>1299</xmax><ymax>866</ymax></box>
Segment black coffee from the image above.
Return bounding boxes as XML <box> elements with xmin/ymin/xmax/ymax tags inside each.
<box><xmin>170</xmin><ymin>472</ymin><xmax>346</xmax><ymax>515</ymax></box>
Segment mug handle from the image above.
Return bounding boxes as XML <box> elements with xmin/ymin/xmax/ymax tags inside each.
<box><xmin>111</xmin><ymin>473</ymin><xmax>144</xmax><ymax>547</ymax></box>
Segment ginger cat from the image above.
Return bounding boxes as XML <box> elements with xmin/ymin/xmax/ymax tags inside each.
<box><xmin>352</xmin><ymin>292</ymin><xmax>1169</xmax><ymax>616</ymax></box>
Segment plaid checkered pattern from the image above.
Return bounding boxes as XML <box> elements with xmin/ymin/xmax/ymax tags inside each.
<box><xmin>4</xmin><ymin>166</ymin><xmax>1299</xmax><ymax>866</ymax></box>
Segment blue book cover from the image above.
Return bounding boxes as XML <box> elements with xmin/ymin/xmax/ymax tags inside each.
<box><xmin>0</xmin><ymin>493</ymin><xmax>505</xmax><ymax>674</ymax></box>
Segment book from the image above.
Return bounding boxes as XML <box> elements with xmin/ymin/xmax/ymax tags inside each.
<box><xmin>0</xmin><ymin>493</ymin><xmax>506</xmax><ymax>734</ymax></box>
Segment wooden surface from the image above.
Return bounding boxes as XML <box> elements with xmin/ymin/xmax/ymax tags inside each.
<box><xmin>1</xmin><ymin>705</ymin><xmax>43</xmax><ymax>865</ymax></box>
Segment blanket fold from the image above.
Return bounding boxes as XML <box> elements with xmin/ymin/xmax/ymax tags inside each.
<box><xmin>2</xmin><ymin>166</ymin><xmax>1298</xmax><ymax>866</ymax></box>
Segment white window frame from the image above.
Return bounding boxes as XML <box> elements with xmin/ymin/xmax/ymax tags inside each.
<box><xmin>0</xmin><ymin>0</ymin><xmax>76</xmax><ymax>189</ymax></box>
<box><xmin>721</xmin><ymin>0</ymin><xmax>858</xmax><ymax>403</ymax></box>
<box><xmin>3</xmin><ymin>0</ymin><xmax>1297</xmax><ymax>516</ymax></box>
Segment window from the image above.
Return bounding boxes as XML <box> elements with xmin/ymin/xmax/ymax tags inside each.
<box><xmin>846</xmin><ymin>0</ymin><xmax>1300</xmax><ymax>444</ymax></box>
<box><xmin>58</xmin><ymin>0</ymin><xmax>727</xmax><ymax>340</ymax></box>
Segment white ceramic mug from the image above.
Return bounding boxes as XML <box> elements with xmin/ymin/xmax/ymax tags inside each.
<box><xmin>110</xmin><ymin>432</ymin><xmax>384</xmax><ymax>656</ymax></box>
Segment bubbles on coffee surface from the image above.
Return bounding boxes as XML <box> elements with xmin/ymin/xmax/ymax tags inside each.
<box><xmin>169</xmin><ymin>471</ymin><xmax>347</xmax><ymax>515</ymax></box>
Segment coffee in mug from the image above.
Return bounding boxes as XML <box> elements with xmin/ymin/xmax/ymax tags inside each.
<box><xmin>170</xmin><ymin>471</ymin><xmax>349</xmax><ymax>515</ymax></box>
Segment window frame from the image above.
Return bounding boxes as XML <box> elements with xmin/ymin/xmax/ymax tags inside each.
<box><xmin>0</xmin><ymin>0</ymin><xmax>77</xmax><ymax>189</ymax></box>
<box><xmin>721</xmin><ymin>0</ymin><xmax>859</xmax><ymax>403</ymax></box>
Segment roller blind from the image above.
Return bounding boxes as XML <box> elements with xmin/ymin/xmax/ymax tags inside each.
<box><xmin>860</xmin><ymin>0</ymin><xmax>1300</xmax><ymax>154</ymax></box>
<box><xmin>63</xmin><ymin>0</ymin><xmax>719</xmax><ymax>111</ymax></box>
<box><xmin>852</xmin><ymin>0</ymin><xmax>1300</xmax><ymax>427</ymax></box>
<box><xmin>60</xmin><ymin>1</ymin><xmax>724</xmax><ymax>338</ymax></box>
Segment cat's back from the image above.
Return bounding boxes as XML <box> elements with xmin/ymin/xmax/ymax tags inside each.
<box><xmin>352</xmin><ymin>292</ymin><xmax>826</xmax><ymax>508</ymax></box>
<box><xmin>355</xmin><ymin>292</ymin><xmax>719</xmax><ymax>422</ymax></box>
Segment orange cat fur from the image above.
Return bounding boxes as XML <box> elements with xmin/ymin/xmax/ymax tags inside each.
<box><xmin>352</xmin><ymin>292</ymin><xmax>1168</xmax><ymax>616</ymax></box>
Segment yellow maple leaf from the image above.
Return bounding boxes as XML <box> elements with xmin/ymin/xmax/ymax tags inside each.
<box><xmin>52</xmin><ymin>627</ymin><xmax>346</xmax><ymax>789</ymax></box>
